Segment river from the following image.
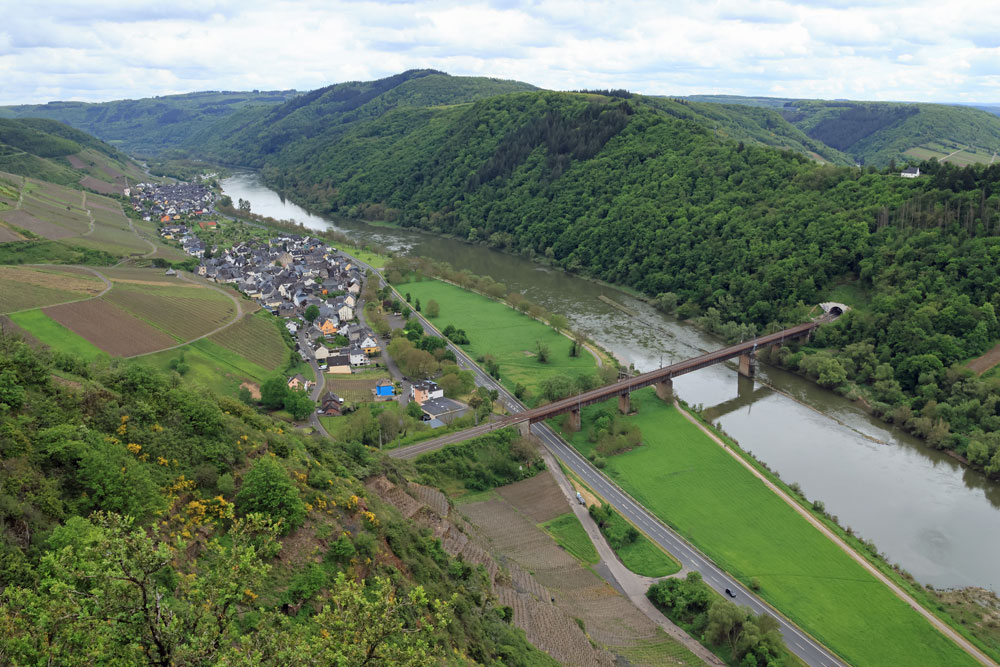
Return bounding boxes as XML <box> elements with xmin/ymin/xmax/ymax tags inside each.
<box><xmin>222</xmin><ymin>172</ymin><xmax>1000</xmax><ymax>592</ymax></box>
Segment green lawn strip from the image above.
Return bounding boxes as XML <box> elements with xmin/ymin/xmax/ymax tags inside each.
<box><xmin>139</xmin><ymin>338</ymin><xmax>277</xmax><ymax>397</ymax></box>
<box><xmin>595</xmin><ymin>508</ymin><xmax>680</xmax><ymax>577</ymax></box>
<box><xmin>681</xmin><ymin>406</ymin><xmax>1000</xmax><ymax>663</ymax></box>
<box><xmin>539</xmin><ymin>512</ymin><xmax>599</xmax><ymax>565</ymax></box>
<box><xmin>8</xmin><ymin>309</ymin><xmax>107</xmax><ymax>362</ymax></box>
<box><xmin>399</xmin><ymin>279</ymin><xmax>599</xmax><ymax>401</ymax></box>
<box><xmin>559</xmin><ymin>388</ymin><xmax>976</xmax><ymax>667</ymax></box>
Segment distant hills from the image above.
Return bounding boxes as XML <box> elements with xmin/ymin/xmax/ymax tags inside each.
<box><xmin>684</xmin><ymin>94</ymin><xmax>1000</xmax><ymax>166</ymax></box>
<box><xmin>0</xmin><ymin>117</ymin><xmax>147</xmax><ymax>192</ymax></box>
<box><xmin>0</xmin><ymin>89</ymin><xmax>298</xmax><ymax>156</ymax></box>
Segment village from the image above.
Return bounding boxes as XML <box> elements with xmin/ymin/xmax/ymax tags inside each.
<box><xmin>159</xmin><ymin>220</ymin><xmax>471</xmax><ymax>429</ymax></box>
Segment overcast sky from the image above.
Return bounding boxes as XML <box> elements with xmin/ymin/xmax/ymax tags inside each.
<box><xmin>2</xmin><ymin>0</ymin><xmax>1000</xmax><ymax>105</ymax></box>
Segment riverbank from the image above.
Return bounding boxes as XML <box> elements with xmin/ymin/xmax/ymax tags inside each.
<box><xmin>553</xmin><ymin>388</ymin><xmax>991</xmax><ymax>666</ymax></box>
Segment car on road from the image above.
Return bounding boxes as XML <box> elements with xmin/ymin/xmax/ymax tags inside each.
<box><xmin>725</xmin><ymin>588</ymin><xmax>737</xmax><ymax>598</ymax></box>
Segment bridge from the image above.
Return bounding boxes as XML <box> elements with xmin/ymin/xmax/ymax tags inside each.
<box><xmin>501</xmin><ymin>314</ymin><xmax>835</xmax><ymax>434</ymax></box>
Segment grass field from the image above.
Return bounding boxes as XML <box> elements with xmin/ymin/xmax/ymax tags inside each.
<box><xmin>556</xmin><ymin>388</ymin><xmax>976</xmax><ymax>666</ymax></box>
<box><xmin>8</xmin><ymin>309</ymin><xmax>107</xmax><ymax>361</ymax></box>
<box><xmin>904</xmin><ymin>142</ymin><xmax>996</xmax><ymax>167</ymax></box>
<box><xmin>595</xmin><ymin>507</ymin><xmax>680</xmax><ymax>578</ymax></box>
<box><xmin>539</xmin><ymin>513</ymin><xmax>599</xmax><ymax>565</ymax></box>
<box><xmin>399</xmin><ymin>279</ymin><xmax>599</xmax><ymax>401</ymax></box>
<box><xmin>140</xmin><ymin>338</ymin><xmax>282</xmax><ymax>397</ymax></box>
<box><xmin>208</xmin><ymin>310</ymin><xmax>289</xmax><ymax>371</ymax></box>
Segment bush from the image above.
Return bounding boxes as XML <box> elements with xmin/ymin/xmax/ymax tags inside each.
<box><xmin>217</xmin><ymin>473</ymin><xmax>235</xmax><ymax>496</ymax></box>
<box><xmin>235</xmin><ymin>457</ymin><xmax>306</xmax><ymax>535</ymax></box>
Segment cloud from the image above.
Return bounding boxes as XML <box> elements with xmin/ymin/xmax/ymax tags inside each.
<box><xmin>1</xmin><ymin>0</ymin><xmax>999</xmax><ymax>105</ymax></box>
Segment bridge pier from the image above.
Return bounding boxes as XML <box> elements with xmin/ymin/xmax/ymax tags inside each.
<box><xmin>738</xmin><ymin>352</ymin><xmax>756</xmax><ymax>378</ymax></box>
<box><xmin>654</xmin><ymin>378</ymin><xmax>674</xmax><ymax>402</ymax></box>
<box><xmin>516</xmin><ymin>420</ymin><xmax>531</xmax><ymax>438</ymax></box>
<box><xmin>618</xmin><ymin>392</ymin><xmax>630</xmax><ymax>415</ymax></box>
<box><xmin>566</xmin><ymin>408</ymin><xmax>581</xmax><ymax>432</ymax></box>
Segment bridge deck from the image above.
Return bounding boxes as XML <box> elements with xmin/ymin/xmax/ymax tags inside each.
<box><xmin>511</xmin><ymin>316</ymin><xmax>830</xmax><ymax>425</ymax></box>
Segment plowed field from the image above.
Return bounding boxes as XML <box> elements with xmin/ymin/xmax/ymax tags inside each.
<box><xmin>103</xmin><ymin>282</ymin><xmax>235</xmax><ymax>342</ymax></box>
<box><xmin>43</xmin><ymin>299</ymin><xmax>174</xmax><ymax>356</ymax></box>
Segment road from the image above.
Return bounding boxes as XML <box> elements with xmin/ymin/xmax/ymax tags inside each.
<box><xmin>296</xmin><ymin>327</ymin><xmax>331</xmax><ymax>439</ymax></box>
<box><xmin>355</xmin><ymin>257</ymin><xmax>846</xmax><ymax>667</ymax></box>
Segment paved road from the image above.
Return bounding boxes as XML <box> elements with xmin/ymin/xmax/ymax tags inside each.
<box><xmin>365</xmin><ymin>261</ymin><xmax>846</xmax><ymax>666</ymax></box>
<box><xmin>296</xmin><ymin>327</ymin><xmax>331</xmax><ymax>439</ymax></box>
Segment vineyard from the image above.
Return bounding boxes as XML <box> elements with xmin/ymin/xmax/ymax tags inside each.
<box><xmin>0</xmin><ymin>266</ymin><xmax>104</xmax><ymax>313</ymax></box>
<box><xmin>208</xmin><ymin>311</ymin><xmax>289</xmax><ymax>371</ymax></box>
<box><xmin>41</xmin><ymin>298</ymin><xmax>174</xmax><ymax>356</ymax></box>
<box><xmin>103</xmin><ymin>282</ymin><xmax>236</xmax><ymax>342</ymax></box>
<box><xmin>324</xmin><ymin>377</ymin><xmax>380</xmax><ymax>402</ymax></box>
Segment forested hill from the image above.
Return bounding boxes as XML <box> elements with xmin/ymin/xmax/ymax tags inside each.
<box><xmin>0</xmin><ymin>117</ymin><xmax>147</xmax><ymax>188</ymax></box>
<box><xmin>206</xmin><ymin>86</ymin><xmax>1000</xmax><ymax>469</ymax></box>
<box><xmin>685</xmin><ymin>95</ymin><xmax>1000</xmax><ymax>166</ymax></box>
<box><xmin>0</xmin><ymin>89</ymin><xmax>299</xmax><ymax>156</ymax></box>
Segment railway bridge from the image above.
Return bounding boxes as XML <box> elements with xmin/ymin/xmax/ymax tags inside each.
<box><xmin>505</xmin><ymin>313</ymin><xmax>838</xmax><ymax>433</ymax></box>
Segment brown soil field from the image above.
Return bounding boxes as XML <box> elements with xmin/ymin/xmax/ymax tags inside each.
<box><xmin>0</xmin><ymin>210</ymin><xmax>76</xmax><ymax>239</ymax></box>
<box><xmin>240</xmin><ymin>382</ymin><xmax>262</xmax><ymax>400</ymax></box>
<box><xmin>85</xmin><ymin>196</ymin><xmax>122</xmax><ymax>212</ymax></box>
<box><xmin>463</xmin><ymin>473</ymin><xmax>698</xmax><ymax>665</ymax></box>
<box><xmin>498</xmin><ymin>470</ymin><xmax>568</xmax><ymax>523</ymax></box>
<box><xmin>0</xmin><ymin>224</ymin><xmax>23</xmax><ymax>242</ymax></box>
<box><xmin>79</xmin><ymin>176</ymin><xmax>121</xmax><ymax>196</ymax></box>
<box><xmin>0</xmin><ymin>266</ymin><xmax>104</xmax><ymax>294</ymax></box>
<box><xmin>43</xmin><ymin>299</ymin><xmax>175</xmax><ymax>356</ymax></box>
<box><xmin>66</xmin><ymin>155</ymin><xmax>87</xmax><ymax>169</ymax></box>
<box><xmin>324</xmin><ymin>377</ymin><xmax>379</xmax><ymax>402</ymax></box>
<box><xmin>968</xmin><ymin>342</ymin><xmax>1000</xmax><ymax>374</ymax></box>
<box><xmin>104</xmin><ymin>285</ymin><xmax>235</xmax><ymax>342</ymax></box>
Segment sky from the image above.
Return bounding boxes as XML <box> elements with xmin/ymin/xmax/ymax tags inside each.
<box><xmin>2</xmin><ymin>0</ymin><xmax>1000</xmax><ymax>106</ymax></box>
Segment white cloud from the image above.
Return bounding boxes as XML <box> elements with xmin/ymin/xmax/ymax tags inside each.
<box><xmin>0</xmin><ymin>0</ymin><xmax>999</xmax><ymax>104</ymax></box>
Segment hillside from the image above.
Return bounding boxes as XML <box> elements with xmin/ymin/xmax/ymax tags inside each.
<box><xmin>0</xmin><ymin>337</ymin><xmax>565</xmax><ymax>665</ymax></box>
<box><xmin>0</xmin><ymin>117</ymin><xmax>148</xmax><ymax>190</ymax></box>
<box><xmin>682</xmin><ymin>95</ymin><xmax>1000</xmax><ymax>166</ymax></box>
<box><xmin>0</xmin><ymin>89</ymin><xmax>299</xmax><ymax>156</ymax></box>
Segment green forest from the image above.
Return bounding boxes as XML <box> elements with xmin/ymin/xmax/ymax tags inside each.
<box><xmin>196</xmin><ymin>88</ymin><xmax>1000</xmax><ymax>472</ymax></box>
<box><xmin>0</xmin><ymin>339</ymin><xmax>550</xmax><ymax>665</ymax></box>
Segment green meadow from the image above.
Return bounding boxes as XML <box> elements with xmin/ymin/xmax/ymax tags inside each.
<box><xmin>8</xmin><ymin>309</ymin><xmax>106</xmax><ymax>362</ymax></box>
<box><xmin>559</xmin><ymin>388</ymin><xmax>976</xmax><ymax>667</ymax></box>
<box><xmin>539</xmin><ymin>513</ymin><xmax>599</xmax><ymax>565</ymax></box>
<box><xmin>399</xmin><ymin>279</ymin><xmax>599</xmax><ymax>402</ymax></box>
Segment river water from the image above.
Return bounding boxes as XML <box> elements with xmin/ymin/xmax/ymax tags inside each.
<box><xmin>222</xmin><ymin>173</ymin><xmax>1000</xmax><ymax>592</ymax></box>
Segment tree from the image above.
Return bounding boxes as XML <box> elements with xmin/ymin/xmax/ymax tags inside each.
<box><xmin>415</xmin><ymin>298</ymin><xmax>421</xmax><ymax>312</ymax></box>
<box><xmin>236</xmin><ymin>457</ymin><xmax>306</xmax><ymax>534</ymax></box>
<box><xmin>304</xmin><ymin>304</ymin><xmax>320</xmax><ymax>323</ymax></box>
<box><xmin>237</xmin><ymin>198</ymin><xmax>251</xmax><ymax>213</ymax></box>
<box><xmin>426</xmin><ymin>299</ymin><xmax>440</xmax><ymax>318</ymax></box>
<box><xmin>284</xmin><ymin>389</ymin><xmax>314</xmax><ymax>421</ymax></box>
<box><xmin>260</xmin><ymin>376</ymin><xmax>289</xmax><ymax>410</ymax></box>
<box><xmin>535</xmin><ymin>341</ymin><xmax>550</xmax><ymax>363</ymax></box>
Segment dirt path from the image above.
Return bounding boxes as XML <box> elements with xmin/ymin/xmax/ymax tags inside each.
<box><xmin>941</xmin><ymin>146</ymin><xmax>965</xmax><ymax>163</ymax></box>
<box><xmin>81</xmin><ymin>192</ymin><xmax>95</xmax><ymax>236</ymax></box>
<box><xmin>968</xmin><ymin>341</ymin><xmax>1000</xmax><ymax>375</ymax></box>
<box><xmin>674</xmin><ymin>401</ymin><xmax>997</xmax><ymax>667</ymax></box>
<box><xmin>125</xmin><ymin>272</ymin><xmax>246</xmax><ymax>358</ymax></box>
<box><xmin>538</xmin><ymin>446</ymin><xmax>725</xmax><ymax>665</ymax></box>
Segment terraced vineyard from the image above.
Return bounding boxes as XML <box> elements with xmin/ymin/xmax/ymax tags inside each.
<box><xmin>0</xmin><ymin>265</ymin><xmax>105</xmax><ymax>313</ymax></box>
<box><xmin>41</xmin><ymin>299</ymin><xmax>175</xmax><ymax>356</ymax></box>
<box><xmin>103</xmin><ymin>281</ymin><xmax>236</xmax><ymax>342</ymax></box>
<box><xmin>208</xmin><ymin>310</ymin><xmax>289</xmax><ymax>371</ymax></box>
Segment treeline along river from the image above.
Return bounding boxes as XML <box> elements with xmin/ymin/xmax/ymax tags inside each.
<box><xmin>222</xmin><ymin>172</ymin><xmax>1000</xmax><ymax>593</ymax></box>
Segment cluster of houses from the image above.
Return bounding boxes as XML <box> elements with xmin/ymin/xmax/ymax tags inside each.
<box><xmin>158</xmin><ymin>223</ymin><xmax>208</xmax><ymax>258</ymax></box>
<box><xmin>198</xmin><ymin>231</ymin><xmax>389</xmax><ymax>388</ymax></box>
<box><xmin>128</xmin><ymin>182</ymin><xmax>214</xmax><ymax>222</ymax></box>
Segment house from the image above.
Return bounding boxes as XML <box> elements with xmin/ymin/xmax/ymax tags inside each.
<box><xmin>318</xmin><ymin>392</ymin><xmax>345</xmax><ymax>416</ymax></box>
<box><xmin>901</xmin><ymin>166</ymin><xmax>921</xmax><ymax>178</ymax></box>
<box><xmin>287</xmin><ymin>374</ymin><xmax>307</xmax><ymax>390</ymax></box>
<box><xmin>411</xmin><ymin>380</ymin><xmax>444</xmax><ymax>405</ymax></box>
<box><xmin>326</xmin><ymin>354</ymin><xmax>351</xmax><ymax>374</ymax></box>
<box><xmin>314</xmin><ymin>345</ymin><xmax>330</xmax><ymax>365</ymax></box>
<box><xmin>319</xmin><ymin>318</ymin><xmax>339</xmax><ymax>336</ymax></box>
<box><xmin>420</xmin><ymin>397</ymin><xmax>469</xmax><ymax>424</ymax></box>
<box><xmin>347</xmin><ymin>346</ymin><xmax>367</xmax><ymax>366</ymax></box>
<box><xmin>360</xmin><ymin>334</ymin><xmax>380</xmax><ymax>355</ymax></box>
<box><xmin>373</xmin><ymin>379</ymin><xmax>395</xmax><ymax>399</ymax></box>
